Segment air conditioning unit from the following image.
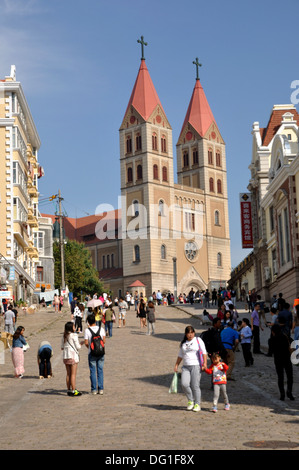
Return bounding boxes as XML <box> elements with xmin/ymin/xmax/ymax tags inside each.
<box><xmin>264</xmin><ymin>266</ymin><xmax>271</xmax><ymax>281</ymax></box>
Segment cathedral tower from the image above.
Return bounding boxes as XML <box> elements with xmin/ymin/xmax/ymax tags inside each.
<box><xmin>119</xmin><ymin>37</ymin><xmax>177</xmax><ymax>295</ymax></box>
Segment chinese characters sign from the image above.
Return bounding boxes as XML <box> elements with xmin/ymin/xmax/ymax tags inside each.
<box><xmin>240</xmin><ymin>193</ymin><xmax>253</xmax><ymax>248</ymax></box>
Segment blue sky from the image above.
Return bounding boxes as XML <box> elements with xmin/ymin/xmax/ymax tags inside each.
<box><xmin>0</xmin><ymin>0</ymin><xmax>298</xmax><ymax>268</ymax></box>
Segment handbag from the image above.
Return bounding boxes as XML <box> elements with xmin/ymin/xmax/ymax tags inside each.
<box><xmin>196</xmin><ymin>337</ymin><xmax>204</xmax><ymax>368</ymax></box>
<box><xmin>169</xmin><ymin>372</ymin><xmax>178</xmax><ymax>394</ymax></box>
<box><xmin>23</xmin><ymin>343</ymin><xmax>30</xmax><ymax>352</ymax></box>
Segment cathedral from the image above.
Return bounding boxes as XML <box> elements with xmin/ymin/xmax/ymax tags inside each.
<box><xmin>49</xmin><ymin>39</ymin><xmax>231</xmax><ymax>298</ymax></box>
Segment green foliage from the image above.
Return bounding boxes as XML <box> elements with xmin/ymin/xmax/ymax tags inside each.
<box><xmin>53</xmin><ymin>240</ymin><xmax>103</xmax><ymax>296</ymax></box>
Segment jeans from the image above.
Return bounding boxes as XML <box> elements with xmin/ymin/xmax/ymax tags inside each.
<box><xmin>88</xmin><ymin>353</ymin><xmax>105</xmax><ymax>392</ymax></box>
<box><xmin>39</xmin><ymin>348</ymin><xmax>52</xmax><ymax>376</ymax></box>
<box><xmin>181</xmin><ymin>365</ymin><xmax>201</xmax><ymax>405</ymax></box>
<box><xmin>105</xmin><ymin>321</ymin><xmax>113</xmax><ymax>337</ymax></box>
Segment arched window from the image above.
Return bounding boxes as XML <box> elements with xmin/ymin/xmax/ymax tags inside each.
<box><xmin>193</xmin><ymin>148</ymin><xmax>198</xmax><ymax>164</ymax></box>
<box><xmin>161</xmin><ymin>135</ymin><xmax>167</xmax><ymax>153</ymax></box>
<box><xmin>208</xmin><ymin>149</ymin><xmax>213</xmax><ymax>165</ymax></box>
<box><xmin>137</xmin><ymin>164</ymin><xmax>143</xmax><ymax>180</ymax></box>
<box><xmin>133</xmin><ymin>200</ymin><xmax>139</xmax><ymax>217</ymax></box>
<box><xmin>158</xmin><ymin>199</ymin><xmax>164</xmax><ymax>216</ymax></box>
<box><xmin>126</xmin><ymin>135</ymin><xmax>132</xmax><ymax>154</ymax></box>
<box><xmin>127</xmin><ymin>167</ymin><xmax>133</xmax><ymax>183</ymax></box>
<box><xmin>152</xmin><ymin>133</ymin><xmax>157</xmax><ymax>150</ymax></box>
<box><xmin>216</xmin><ymin>151</ymin><xmax>221</xmax><ymax>167</ymax></box>
<box><xmin>161</xmin><ymin>244</ymin><xmax>166</xmax><ymax>260</ymax></box>
<box><xmin>183</xmin><ymin>152</ymin><xmax>189</xmax><ymax>168</ymax></box>
<box><xmin>153</xmin><ymin>164</ymin><xmax>159</xmax><ymax>180</ymax></box>
<box><xmin>134</xmin><ymin>245</ymin><xmax>140</xmax><ymax>262</ymax></box>
<box><xmin>209</xmin><ymin>177</ymin><xmax>214</xmax><ymax>192</ymax></box>
<box><xmin>107</xmin><ymin>254</ymin><xmax>110</xmax><ymax>269</ymax></box>
<box><xmin>136</xmin><ymin>133</ymin><xmax>142</xmax><ymax>151</ymax></box>
<box><xmin>162</xmin><ymin>166</ymin><xmax>168</xmax><ymax>182</ymax></box>
<box><xmin>217</xmin><ymin>252</ymin><xmax>222</xmax><ymax>267</ymax></box>
<box><xmin>215</xmin><ymin>210</ymin><xmax>220</xmax><ymax>225</ymax></box>
<box><xmin>217</xmin><ymin>179</ymin><xmax>222</xmax><ymax>194</ymax></box>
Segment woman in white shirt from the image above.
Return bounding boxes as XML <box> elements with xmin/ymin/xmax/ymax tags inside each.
<box><xmin>174</xmin><ymin>325</ymin><xmax>207</xmax><ymax>412</ymax></box>
<box><xmin>61</xmin><ymin>322</ymin><xmax>83</xmax><ymax>396</ymax></box>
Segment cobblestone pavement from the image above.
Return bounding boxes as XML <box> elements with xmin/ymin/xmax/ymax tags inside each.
<box><xmin>0</xmin><ymin>302</ymin><xmax>299</xmax><ymax>451</ymax></box>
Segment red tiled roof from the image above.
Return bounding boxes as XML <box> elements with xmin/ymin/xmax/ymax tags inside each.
<box><xmin>42</xmin><ymin>209</ymin><xmax>121</xmax><ymax>244</ymax></box>
<box><xmin>260</xmin><ymin>107</ymin><xmax>299</xmax><ymax>146</ymax></box>
<box><xmin>179</xmin><ymin>79</ymin><xmax>216</xmax><ymax>140</ymax></box>
<box><xmin>98</xmin><ymin>267</ymin><xmax>123</xmax><ymax>280</ymax></box>
<box><xmin>124</xmin><ymin>59</ymin><xmax>165</xmax><ymax>121</ymax></box>
<box><xmin>128</xmin><ymin>280</ymin><xmax>146</xmax><ymax>287</ymax></box>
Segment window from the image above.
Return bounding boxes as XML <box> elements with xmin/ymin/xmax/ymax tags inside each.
<box><xmin>158</xmin><ymin>200</ymin><xmax>164</xmax><ymax>216</ymax></box>
<box><xmin>217</xmin><ymin>252</ymin><xmax>222</xmax><ymax>267</ymax></box>
<box><xmin>284</xmin><ymin>207</ymin><xmax>291</xmax><ymax>263</ymax></box>
<box><xmin>13</xmin><ymin>197</ymin><xmax>27</xmax><ymax>222</ymax></box>
<box><xmin>33</xmin><ymin>232</ymin><xmax>44</xmax><ymax>253</ymax></box>
<box><xmin>102</xmin><ymin>256</ymin><xmax>106</xmax><ymax>269</ymax></box>
<box><xmin>126</xmin><ymin>135</ymin><xmax>132</xmax><ymax>154</ymax></box>
<box><xmin>137</xmin><ymin>164</ymin><xmax>143</xmax><ymax>180</ymax></box>
<box><xmin>184</xmin><ymin>212</ymin><xmax>195</xmax><ymax>232</ymax></box>
<box><xmin>161</xmin><ymin>135</ymin><xmax>167</xmax><ymax>153</ymax></box>
<box><xmin>193</xmin><ymin>149</ymin><xmax>198</xmax><ymax>165</ymax></box>
<box><xmin>278</xmin><ymin>214</ymin><xmax>284</xmax><ymax>265</ymax></box>
<box><xmin>127</xmin><ymin>167</ymin><xmax>133</xmax><ymax>183</ymax></box>
<box><xmin>208</xmin><ymin>149</ymin><xmax>213</xmax><ymax>165</ymax></box>
<box><xmin>162</xmin><ymin>166</ymin><xmax>168</xmax><ymax>182</ymax></box>
<box><xmin>134</xmin><ymin>245</ymin><xmax>140</xmax><ymax>262</ymax></box>
<box><xmin>216</xmin><ymin>152</ymin><xmax>221</xmax><ymax>167</ymax></box>
<box><xmin>152</xmin><ymin>133</ymin><xmax>157</xmax><ymax>150</ymax></box>
<box><xmin>153</xmin><ymin>164</ymin><xmax>159</xmax><ymax>180</ymax></box>
<box><xmin>209</xmin><ymin>178</ymin><xmax>214</xmax><ymax>192</ymax></box>
<box><xmin>13</xmin><ymin>161</ymin><xmax>27</xmax><ymax>193</ymax></box>
<box><xmin>217</xmin><ymin>179</ymin><xmax>222</xmax><ymax>194</ymax></box>
<box><xmin>215</xmin><ymin>210</ymin><xmax>220</xmax><ymax>225</ymax></box>
<box><xmin>132</xmin><ymin>200</ymin><xmax>139</xmax><ymax>217</ymax></box>
<box><xmin>36</xmin><ymin>266</ymin><xmax>43</xmax><ymax>282</ymax></box>
<box><xmin>136</xmin><ymin>133</ymin><xmax>142</xmax><ymax>151</ymax></box>
<box><xmin>269</xmin><ymin>205</ymin><xmax>274</xmax><ymax>232</ymax></box>
<box><xmin>161</xmin><ymin>244</ymin><xmax>166</xmax><ymax>260</ymax></box>
<box><xmin>111</xmin><ymin>253</ymin><xmax>114</xmax><ymax>268</ymax></box>
<box><xmin>107</xmin><ymin>255</ymin><xmax>110</xmax><ymax>269</ymax></box>
<box><xmin>183</xmin><ymin>152</ymin><xmax>189</xmax><ymax>168</ymax></box>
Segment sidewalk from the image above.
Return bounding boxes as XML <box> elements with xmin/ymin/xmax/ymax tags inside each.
<box><xmin>0</xmin><ymin>303</ymin><xmax>298</xmax><ymax>451</ymax></box>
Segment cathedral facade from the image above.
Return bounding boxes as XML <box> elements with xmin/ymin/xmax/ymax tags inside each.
<box><xmin>47</xmin><ymin>48</ymin><xmax>231</xmax><ymax>298</ymax></box>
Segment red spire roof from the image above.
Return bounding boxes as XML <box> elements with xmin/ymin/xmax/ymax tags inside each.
<box><xmin>179</xmin><ymin>79</ymin><xmax>216</xmax><ymax>139</ymax></box>
<box><xmin>124</xmin><ymin>59</ymin><xmax>165</xmax><ymax>121</ymax></box>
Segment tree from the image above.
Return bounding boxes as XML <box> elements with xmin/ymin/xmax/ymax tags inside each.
<box><xmin>53</xmin><ymin>240</ymin><xmax>103</xmax><ymax>296</ymax></box>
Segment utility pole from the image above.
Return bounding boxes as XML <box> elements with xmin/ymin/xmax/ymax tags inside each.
<box><xmin>58</xmin><ymin>189</ymin><xmax>65</xmax><ymax>291</ymax></box>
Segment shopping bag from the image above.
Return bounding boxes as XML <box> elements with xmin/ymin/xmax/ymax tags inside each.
<box><xmin>169</xmin><ymin>372</ymin><xmax>178</xmax><ymax>394</ymax></box>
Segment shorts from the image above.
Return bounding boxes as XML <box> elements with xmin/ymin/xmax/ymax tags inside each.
<box><xmin>119</xmin><ymin>311</ymin><xmax>126</xmax><ymax>320</ymax></box>
<box><xmin>63</xmin><ymin>358</ymin><xmax>77</xmax><ymax>365</ymax></box>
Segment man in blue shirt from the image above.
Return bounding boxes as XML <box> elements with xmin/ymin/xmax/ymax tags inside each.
<box><xmin>220</xmin><ymin>322</ymin><xmax>239</xmax><ymax>380</ymax></box>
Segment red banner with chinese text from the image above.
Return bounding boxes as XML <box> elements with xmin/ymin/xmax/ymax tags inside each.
<box><xmin>240</xmin><ymin>193</ymin><xmax>253</xmax><ymax>249</ymax></box>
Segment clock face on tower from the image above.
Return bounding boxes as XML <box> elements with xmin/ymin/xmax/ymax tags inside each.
<box><xmin>185</xmin><ymin>241</ymin><xmax>198</xmax><ymax>262</ymax></box>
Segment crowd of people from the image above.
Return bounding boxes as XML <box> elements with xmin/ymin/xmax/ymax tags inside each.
<box><xmin>2</xmin><ymin>286</ymin><xmax>298</xmax><ymax>409</ymax></box>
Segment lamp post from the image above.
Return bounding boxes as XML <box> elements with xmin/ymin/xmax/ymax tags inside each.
<box><xmin>173</xmin><ymin>257</ymin><xmax>177</xmax><ymax>302</ymax></box>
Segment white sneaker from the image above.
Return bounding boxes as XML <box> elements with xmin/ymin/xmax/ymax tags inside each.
<box><xmin>187</xmin><ymin>401</ymin><xmax>194</xmax><ymax>410</ymax></box>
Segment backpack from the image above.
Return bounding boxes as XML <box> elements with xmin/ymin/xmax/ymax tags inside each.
<box><xmin>89</xmin><ymin>327</ymin><xmax>105</xmax><ymax>357</ymax></box>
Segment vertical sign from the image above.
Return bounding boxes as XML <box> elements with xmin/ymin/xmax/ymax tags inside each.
<box><xmin>240</xmin><ymin>193</ymin><xmax>253</xmax><ymax>248</ymax></box>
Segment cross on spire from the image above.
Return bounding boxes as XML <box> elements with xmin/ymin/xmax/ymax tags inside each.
<box><xmin>137</xmin><ymin>35</ymin><xmax>148</xmax><ymax>60</ymax></box>
<box><xmin>193</xmin><ymin>57</ymin><xmax>202</xmax><ymax>80</ymax></box>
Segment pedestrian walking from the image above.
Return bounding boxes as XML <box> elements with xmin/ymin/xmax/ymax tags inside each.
<box><xmin>174</xmin><ymin>325</ymin><xmax>207</xmax><ymax>412</ymax></box>
<box><xmin>137</xmin><ymin>295</ymin><xmax>147</xmax><ymax>329</ymax></box>
<box><xmin>53</xmin><ymin>294</ymin><xmax>59</xmax><ymax>312</ymax></box>
<box><xmin>251</xmin><ymin>303</ymin><xmax>264</xmax><ymax>354</ymax></box>
<box><xmin>205</xmin><ymin>352</ymin><xmax>230</xmax><ymax>412</ymax></box>
<box><xmin>4</xmin><ymin>305</ymin><xmax>15</xmax><ymax>334</ymax></box>
<box><xmin>146</xmin><ymin>300</ymin><xmax>156</xmax><ymax>335</ymax></box>
<box><xmin>118</xmin><ymin>296</ymin><xmax>128</xmax><ymax>328</ymax></box>
<box><xmin>220</xmin><ymin>321</ymin><xmax>239</xmax><ymax>380</ymax></box>
<box><xmin>11</xmin><ymin>326</ymin><xmax>27</xmax><ymax>378</ymax></box>
<box><xmin>240</xmin><ymin>318</ymin><xmax>253</xmax><ymax>366</ymax></box>
<box><xmin>84</xmin><ymin>313</ymin><xmax>106</xmax><ymax>395</ymax></box>
<box><xmin>104</xmin><ymin>302</ymin><xmax>115</xmax><ymax>337</ymax></box>
<box><xmin>61</xmin><ymin>322</ymin><xmax>83</xmax><ymax>396</ymax></box>
<box><xmin>270</xmin><ymin>324</ymin><xmax>294</xmax><ymax>401</ymax></box>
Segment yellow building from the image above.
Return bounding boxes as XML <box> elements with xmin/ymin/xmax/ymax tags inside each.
<box><xmin>0</xmin><ymin>66</ymin><xmax>43</xmax><ymax>302</ymax></box>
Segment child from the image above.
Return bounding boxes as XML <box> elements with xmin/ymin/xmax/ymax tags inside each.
<box><xmin>205</xmin><ymin>353</ymin><xmax>230</xmax><ymax>412</ymax></box>
<box><xmin>240</xmin><ymin>318</ymin><xmax>253</xmax><ymax>366</ymax></box>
